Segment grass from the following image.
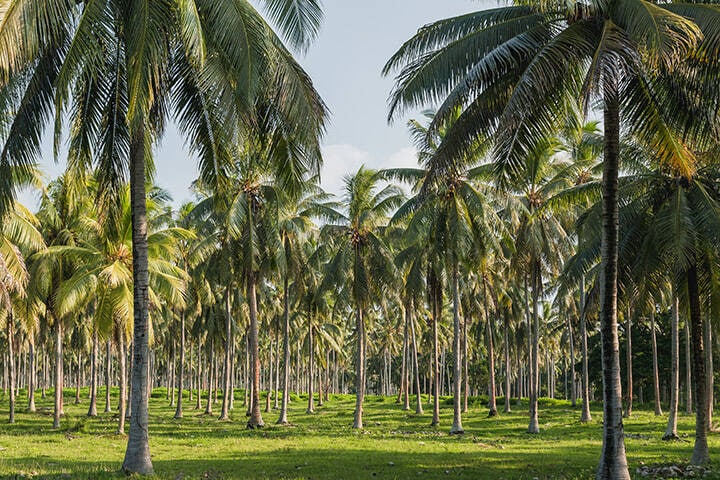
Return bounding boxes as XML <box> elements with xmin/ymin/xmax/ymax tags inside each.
<box><xmin>0</xmin><ymin>388</ymin><xmax>716</xmax><ymax>479</ymax></box>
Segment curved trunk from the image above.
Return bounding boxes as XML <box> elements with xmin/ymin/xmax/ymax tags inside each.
<box><xmin>122</xmin><ymin>125</ymin><xmax>153</xmax><ymax>475</ymax></box>
<box><xmin>53</xmin><ymin>319</ymin><xmax>63</xmax><ymax>429</ymax></box>
<box><xmin>247</xmin><ymin>270</ymin><xmax>264</xmax><ymax>428</ymax></box>
<box><xmin>449</xmin><ymin>262</ymin><xmax>464</xmax><ymax>434</ymax></box>
<box><xmin>219</xmin><ymin>289</ymin><xmax>232</xmax><ymax>421</ymax></box>
<box><xmin>277</xmin><ymin>276</ymin><xmax>291</xmax><ymax>424</ymax></box>
<box><xmin>688</xmin><ymin>263</ymin><xmax>709</xmax><ymax>465</ymax></box>
<box><xmin>664</xmin><ymin>295</ymin><xmax>679</xmax><ymax>440</ymax></box>
<box><xmin>117</xmin><ymin>331</ymin><xmax>127</xmax><ymax>434</ymax></box>
<box><xmin>27</xmin><ymin>330</ymin><xmax>36</xmax><ymax>412</ymax></box>
<box><xmin>596</xmin><ymin>89</ymin><xmax>629</xmax><ymax>480</ymax></box>
<box><xmin>352</xmin><ymin>307</ymin><xmax>366</xmax><ymax>428</ymax></box>
<box><xmin>651</xmin><ymin>309</ymin><xmax>662</xmax><ymax>416</ymax></box>
<box><xmin>175</xmin><ymin>312</ymin><xmax>186</xmax><ymax>419</ymax></box>
<box><xmin>409</xmin><ymin>301</ymin><xmax>423</xmax><ymax>415</ymax></box>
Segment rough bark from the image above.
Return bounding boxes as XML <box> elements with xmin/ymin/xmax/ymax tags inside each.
<box><xmin>122</xmin><ymin>125</ymin><xmax>154</xmax><ymax>475</ymax></box>
<box><xmin>277</xmin><ymin>276</ymin><xmax>291</xmax><ymax>424</ymax></box>
<box><xmin>596</xmin><ymin>89</ymin><xmax>629</xmax><ymax>480</ymax></box>
<box><xmin>118</xmin><ymin>331</ymin><xmax>127</xmax><ymax>434</ymax></box>
<box><xmin>247</xmin><ymin>271</ymin><xmax>264</xmax><ymax>428</ymax></box>
<box><xmin>528</xmin><ymin>266</ymin><xmax>540</xmax><ymax>434</ymax></box>
<box><xmin>685</xmin><ymin>320</ymin><xmax>692</xmax><ymax>414</ymax></box>
<box><xmin>624</xmin><ymin>311</ymin><xmax>633</xmax><ymax>418</ymax></box>
<box><xmin>484</xmin><ymin>280</ymin><xmax>497</xmax><ymax>418</ymax></box>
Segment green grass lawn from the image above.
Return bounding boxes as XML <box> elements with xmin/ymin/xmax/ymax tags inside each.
<box><xmin>0</xmin><ymin>388</ymin><xmax>716</xmax><ymax>479</ymax></box>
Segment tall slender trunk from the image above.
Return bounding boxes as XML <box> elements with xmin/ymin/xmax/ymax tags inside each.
<box><xmin>27</xmin><ymin>330</ymin><xmax>36</xmax><ymax>412</ymax></box>
<box><xmin>400</xmin><ymin>304</ymin><xmax>409</xmax><ymax>410</ymax></box>
<box><xmin>568</xmin><ymin>313</ymin><xmax>576</xmax><ymax>407</ymax></box>
<box><xmin>704</xmin><ymin>314</ymin><xmax>713</xmax><ymax>430</ymax></box>
<box><xmin>7</xmin><ymin>312</ymin><xmax>15</xmax><ymax>423</ymax></box>
<box><xmin>483</xmin><ymin>278</ymin><xmax>497</xmax><ymax>418</ymax></box>
<box><xmin>53</xmin><ymin>319</ymin><xmax>63</xmax><ymax>429</ymax></box>
<box><xmin>274</xmin><ymin>334</ymin><xmax>280</xmax><ymax>409</ymax></box>
<box><xmin>195</xmin><ymin>340</ymin><xmax>202</xmax><ymax>410</ymax></box>
<box><xmin>75</xmin><ymin>354</ymin><xmax>81</xmax><ymax>404</ymax></box>
<box><xmin>449</xmin><ymin>262</ymin><xmax>464</xmax><ymax>434</ymax></box>
<box><xmin>580</xmin><ymin>275</ymin><xmax>592</xmax><ymax>422</ymax></box>
<box><xmin>431</xmin><ymin>283</ymin><xmax>440</xmax><ymax>427</ymax></box>
<box><xmin>126</xmin><ymin>341</ymin><xmax>133</xmax><ymax>419</ymax></box>
<box><xmin>664</xmin><ymin>295</ymin><xmax>679</xmax><ymax>440</ymax></box>
<box><xmin>220</xmin><ymin>288</ymin><xmax>232</xmax><ymax>421</ymax></box>
<box><xmin>205</xmin><ymin>341</ymin><xmax>213</xmax><ymax>415</ymax></box>
<box><xmin>266</xmin><ymin>337</ymin><xmax>273</xmax><ymax>412</ymax></box>
<box><xmin>88</xmin><ymin>329</ymin><xmax>98</xmax><ymax>416</ymax></box>
<box><xmin>504</xmin><ymin>311</ymin><xmax>512</xmax><ymax>413</ymax></box>
<box><xmin>688</xmin><ymin>263</ymin><xmax>709</xmax><ymax>465</ymax></box>
<box><xmin>118</xmin><ymin>331</ymin><xmax>127</xmax><ymax>434</ymax></box>
<box><xmin>528</xmin><ymin>265</ymin><xmax>540</xmax><ymax>434</ymax></box>
<box><xmin>307</xmin><ymin>318</ymin><xmax>315</xmax><ymax>414</ymax></box>
<box><xmin>650</xmin><ymin>309</ymin><xmax>662</xmax><ymax>416</ymax></box>
<box><xmin>409</xmin><ymin>300</ymin><xmax>423</xmax><ymax>415</ymax></box>
<box><xmin>352</xmin><ymin>307</ymin><xmax>366</xmax><ymax>428</ymax></box>
<box><xmin>122</xmin><ymin>125</ymin><xmax>153</xmax><ymax>475</ymax></box>
<box><xmin>624</xmin><ymin>310</ymin><xmax>633</xmax><ymax>418</ymax></box>
<box><xmin>462</xmin><ymin>314</ymin><xmax>469</xmax><ymax>414</ymax></box>
<box><xmin>175</xmin><ymin>312</ymin><xmax>186</xmax><ymax>419</ymax></box>
<box><xmin>247</xmin><ymin>270</ymin><xmax>264</xmax><ymax>428</ymax></box>
<box><xmin>596</xmin><ymin>88</ymin><xmax>629</xmax><ymax>479</ymax></box>
<box><xmin>105</xmin><ymin>339</ymin><xmax>112</xmax><ymax>413</ymax></box>
<box><xmin>278</xmin><ymin>276</ymin><xmax>291</xmax><ymax>424</ymax></box>
<box><xmin>686</xmin><ymin>320</ymin><xmax>692</xmax><ymax>414</ymax></box>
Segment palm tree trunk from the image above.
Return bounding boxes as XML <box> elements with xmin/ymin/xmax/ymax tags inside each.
<box><xmin>195</xmin><ymin>340</ymin><xmax>202</xmax><ymax>410</ymax></box>
<box><xmin>88</xmin><ymin>329</ymin><xmax>98</xmax><ymax>416</ymax></box>
<box><xmin>400</xmin><ymin>305</ymin><xmax>409</xmax><ymax>410</ymax></box>
<box><xmin>431</xmin><ymin>287</ymin><xmax>440</xmax><ymax>427</ymax></box>
<box><xmin>483</xmin><ymin>278</ymin><xmax>497</xmax><ymax>418</ymax></box>
<box><xmin>205</xmin><ymin>341</ymin><xmax>213</xmax><ymax>415</ymax></box>
<box><xmin>274</xmin><ymin>335</ymin><xmax>280</xmax><ymax>410</ymax></box>
<box><xmin>307</xmin><ymin>319</ymin><xmax>315</xmax><ymax>414</ymax></box>
<box><xmin>503</xmin><ymin>312</ymin><xmax>512</xmax><ymax>413</ymax></box>
<box><xmin>220</xmin><ymin>288</ymin><xmax>232</xmax><ymax>421</ymax></box>
<box><xmin>409</xmin><ymin>300</ymin><xmax>423</xmax><ymax>415</ymax></box>
<box><xmin>568</xmin><ymin>314</ymin><xmax>576</xmax><ymax>407</ymax></box>
<box><xmin>75</xmin><ymin>354</ymin><xmax>81</xmax><ymax>404</ymax></box>
<box><xmin>118</xmin><ymin>330</ymin><xmax>127</xmax><ymax>434</ymax></box>
<box><xmin>596</xmin><ymin>88</ymin><xmax>629</xmax><ymax>480</ymax></box>
<box><xmin>105</xmin><ymin>339</ymin><xmax>112</xmax><ymax>412</ymax></box>
<box><xmin>122</xmin><ymin>125</ymin><xmax>154</xmax><ymax>475</ymax></box>
<box><xmin>650</xmin><ymin>309</ymin><xmax>662</xmax><ymax>416</ymax></box>
<box><xmin>462</xmin><ymin>314</ymin><xmax>469</xmax><ymax>414</ymax></box>
<box><xmin>7</xmin><ymin>312</ymin><xmax>15</xmax><ymax>423</ymax></box>
<box><xmin>175</xmin><ymin>312</ymin><xmax>186</xmax><ymax>419</ymax></box>
<box><xmin>352</xmin><ymin>307</ymin><xmax>366</xmax><ymax>429</ymax></box>
<box><xmin>247</xmin><ymin>270</ymin><xmax>264</xmax><ymax>428</ymax></box>
<box><xmin>686</xmin><ymin>320</ymin><xmax>692</xmax><ymax>414</ymax></box>
<box><xmin>53</xmin><ymin>318</ymin><xmax>63</xmax><ymax>429</ymax></box>
<box><xmin>528</xmin><ymin>265</ymin><xmax>540</xmax><ymax>434</ymax></box>
<box><xmin>450</xmin><ymin>261</ymin><xmax>464</xmax><ymax>434</ymax></box>
<box><xmin>624</xmin><ymin>310</ymin><xmax>633</xmax><ymax>418</ymax></box>
<box><xmin>688</xmin><ymin>263</ymin><xmax>709</xmax><ymax>465</ymax></box>
<box><xmin>704</xmin><ymin>313</ymin><xmax>713</xmax><ymax>431</ymax></box>
<box><xmin>580</xmin><ymin>275</ymin><xmax>592</xmax><ymax>422</ymax></box>
<box><xmin>278</xmin><ymin>276</ymin><xmax>291</xmax><ymax>424</ymax></box>
<box><xmin>28</xmin><ymin>330</ymin><xmax>36</xmax><ymax>413</ymax></box>
<box><xmin>664</xmin><ymin>295</ymin><xmax>679</xmax><ymax>440</ymax></box>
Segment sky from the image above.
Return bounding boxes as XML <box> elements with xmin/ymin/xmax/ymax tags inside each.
<box><xmin>21</xmin><ymin>0</ymin><xmax>497</xmax><ymax>208</ymax></box>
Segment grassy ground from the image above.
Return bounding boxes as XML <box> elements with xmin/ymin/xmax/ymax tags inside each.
<box><xmin>0</xmin><ymin>388</ymin><xmax>716</xmax><ymax>479</ymax></box>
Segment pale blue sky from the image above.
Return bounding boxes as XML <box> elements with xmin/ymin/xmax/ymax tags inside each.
<box><xmin>22</xmin><ymin>0</ymin><xmax>496</xmax><ymax>208</ymax></box>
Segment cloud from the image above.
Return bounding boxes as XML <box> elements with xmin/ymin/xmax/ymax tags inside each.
<box><xmin>320</xmin><ymin>144</ymin><xmax>418</xmax><ymax>197</ymax></box>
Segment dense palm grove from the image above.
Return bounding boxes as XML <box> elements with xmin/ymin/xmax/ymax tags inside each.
<box><xmin>0</xmin><ymin>1</ymin><xmax>720</xmax><ymax>479</ymax></box>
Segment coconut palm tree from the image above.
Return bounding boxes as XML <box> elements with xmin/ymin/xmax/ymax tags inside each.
<box><xmin>385</xmin><ymin>5</ymin><xmax>720</xmax><ymax>477</ymax></box>
<box><xmin>322</xmin><ymin>167</ymin><xmax>404</xmax><ymax>429</ymax></box>
<box><xmin>0</xmin><ymin>0</ymin><xmax>326</xmax><ymax>472</ymax></box>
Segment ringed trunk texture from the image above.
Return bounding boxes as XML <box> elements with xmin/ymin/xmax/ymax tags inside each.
<box><xmin>624</xmin><ymin>312</ymin><xmax>633</xmax><ymax>418</ymax></box>
<box><xmin>122</xmin><ymin>126</ymin><xmax>154</xmax><ymax>475</ymax></box>
<box><xmin>118</xmin><ymin>331</ymin><xmax>127</xmax><ymax>434</ymax></box>
<box><xmin>352</xmin><ymin>308</ymin><xmax>366</xmax><ymax>429</ymax></box>
<box><xmin>580</xmin><ymin>275</ymin><xmax>592</xmax><ymax>422</ymax></box>
<box><xmin>688</xmin><ymin>263</ymin><xmax>709</xmax><ymax>465</ymax></box>
<box><xmin>664</xmin><ymin>295</ymin><xmax>680</xmax><ymax>440</ymax></box>
<box><xmin>596</xmin><ymin>89</ymin><xmax>629</xmax><ymax>480</ymax></box>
